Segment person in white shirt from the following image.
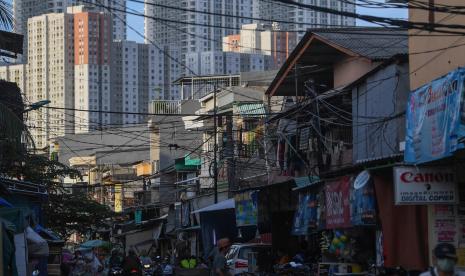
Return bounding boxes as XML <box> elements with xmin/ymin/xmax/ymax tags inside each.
<box><xmin>420</xmin><ymin>243</ymin><xmax>465</xmax><ymax>276</ymax></box>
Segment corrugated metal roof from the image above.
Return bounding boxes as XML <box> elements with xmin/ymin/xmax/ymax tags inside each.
<box><xmin>312</xmin><ymin>27</ymin><xmax>408</xmax><ymax>60</ymax></box>
<box><xmin>237</xmin><ymin>103</ymin><xmax>266</xmax><ymax>117</ymax></box>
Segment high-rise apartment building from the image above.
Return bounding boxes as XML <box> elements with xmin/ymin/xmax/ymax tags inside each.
<box><xmin>144</xmin><ymin>0</ymin><xmax>254</xmax><ymax>99</ymax></box>
<box><xmin>112</xmin><ymin>41</ymin><xmax>164</xmax><ymax>125</ymax></box>
<box><xmin>13</xmin><ymin>0</ymin><xmax>126</xmax><ymax>62</ymax></box>
<box><xmin>72</xmin><ymin>7</ymin><xmax>113</xmax><ymax>134</ymax></box>
<box><xmin>256</xmin><ymin>0</ymin><xmax>356</xmax><ymax>40</ymax></box>
<box><xmin>223</xmin><ymin>23</ymin><xmax>297</xmax><ymax>69</ymax></box>
<box><xmin>77</xmin><ymin>0</ymin><xmax>127</xmax><ymax>41</ymax></box>
<box><xmin>0</xmin><ymin>64</ymin><xmax>28</xmax><ymax>96</ymax></box>
<box><xmin>144</xmin><ymin>0</ymin><xmax>354</xmax><ymax>98</ymax></box>
<box><xmin>26</xmin><ymin>13</ymin><xmax>75</xmax><ymax>148</ymax></box>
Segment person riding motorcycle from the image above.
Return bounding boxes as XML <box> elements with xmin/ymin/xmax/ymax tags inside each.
<box><xmin>122</xmin><ymin>249</ymin><xmax>142</xmax><ymax>275</ymax></box>
<box><xmin>140</xmin><ymin>250</ymin><xmax>152</xmax><ymax>266</ymax></box>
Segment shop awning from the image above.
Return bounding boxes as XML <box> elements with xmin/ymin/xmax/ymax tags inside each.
<box><xmin>26</xmin><ymin>227</ymin><xmax>49</xmax><ymax>257</ymax></box>
<box><xmin>191</xmin><ymin>199</ymin><xmax>235</xmax><ymax>214</ymax></box>
<box><xmin>0</xmin><ymin>197</ymin><xmax>13</xmax><ymax>207</ymax></box>
<box><xmin>292</xmin><ymin>176</ymin><xmax>322</xmax><ymax>191</ymax></box>
<box><xmin>178</xmin><ymin>225</ymin><xmax>201</xmax><ymax>232</ymax></box>
<box><xmin>236</xmin><ymin>103</ymin><xmax>265</xmax><ymax>117</ymax></box>
<box><xmin>34</xmin><ymin>224</ymin><xmax>62</xmax><ymax>242</ymax></box>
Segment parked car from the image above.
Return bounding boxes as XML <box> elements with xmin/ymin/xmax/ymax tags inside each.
<box><xmin>225</xmin><ymin>243</ymin><xmax>272</xmax><ymax>275</ymax></box>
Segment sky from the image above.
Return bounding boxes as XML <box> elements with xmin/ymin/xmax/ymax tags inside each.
<box><xmin>126</xmin><ymin>1</ymin><xmax>408</xmax><ymax>43</ymax></box>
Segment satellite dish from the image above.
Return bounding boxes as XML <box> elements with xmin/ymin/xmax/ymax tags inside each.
<box><xmin>354</xmin><ymin>170</ymin><xmax>371</xmax><ymax>190</ymax></box>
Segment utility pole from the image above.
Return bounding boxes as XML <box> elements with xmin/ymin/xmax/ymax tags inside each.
<box><xmin>264</xmin><ymin>95</ymin><xmax>271</xmax><ymax>185</ymax></box>
<box><xmin>213</xmin><ymin>84</ymin><xmax>218</xmax><ymax>203</ymax></box>
<box><xmin>226</xmin><ymin>114</ymin><xmax>234</xmax><ymax>197</ymax></box>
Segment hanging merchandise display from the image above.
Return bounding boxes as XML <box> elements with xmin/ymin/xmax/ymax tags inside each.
<box><xmin>292</xmin><ymin>193</ymin><xmax>319</xmax><ymax>235</ymax></box>
<box><xmin>351</xmin><ymin>171</ymin><xmax>376</xmax><ymax>226</ymax></box>
<box><xmin>328</xmin><ymin>230</ymin><xmax>352</xmax><ymax>259</ymax></box>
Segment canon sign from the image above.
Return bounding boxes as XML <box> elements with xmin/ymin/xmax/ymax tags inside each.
<box><xmin>394</xmin><ymin>166</ymin><xmax>458</xmax><ymax>205</ymax></box>
<box><xmin>399</xmin><ymin>172</ymin><xmax>455</xmax><ymax>183</ymax></box>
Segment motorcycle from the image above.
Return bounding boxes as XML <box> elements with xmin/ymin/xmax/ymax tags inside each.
<box><xmin>129</xmin><ymin>267</ymin><xmax>142</xmax><ymax>276</ymax></box>
<box><xmin>109</xmin><ymin>266</ymin><xmax>123</xmax><ymax>275</ymax></box>
<box><xmin>142</xmin><ymin>263</ymin><xmax>154</xmax><ymax>276</ymax></box>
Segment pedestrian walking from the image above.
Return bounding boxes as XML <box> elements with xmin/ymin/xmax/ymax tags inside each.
<box><xmin>212</xmin><ymin>238</ymin><xmax>232</xmax><ymax>276</ymax></box>
<box><xmin>420</xmin><ymin>243</ymin><xmax>465</xmax><ymax>276</ymax></box>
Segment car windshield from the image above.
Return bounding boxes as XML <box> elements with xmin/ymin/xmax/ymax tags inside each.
<box><xmin>225</xmin><ymin>246</ymin><xmax>239</xmax><ymax>260</ymax></box>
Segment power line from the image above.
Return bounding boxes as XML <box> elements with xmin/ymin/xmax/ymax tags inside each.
<box><xmin>130</xmin><ymin>0</ymin><xmax>354</xmax><ymax>28</ymax></box>
<box><xmin>85</xmin><ymin>0</ymin><xmax>465</xmax><ymax>35</ymax></box>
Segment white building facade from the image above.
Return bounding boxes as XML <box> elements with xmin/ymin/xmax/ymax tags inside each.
<box><xmin>73</xmin><ymin>9</ymin><xmax>113</xmax><ymax>133</ymax></box>
<box><xmin>13</xmin><ymin>0</ymin><xmax>126</xmax><ymax>62</ymax></box>
<box><xmin>112</xmin><ymin>41</ymin><xmax>164</xmax><ymax>125</ymax></box>
<box><xmin>26</xmin><ymin>13</ymin><xmax>75</xmax><ymax>148</ymax></box>
<box><xmin>0</xmin><ymin>64</ymin><xmax>28</xmax><ymax>96</ymax></box>
<box><xmin>144</xmin><ymin>0</ymin><xmax>254</xmax><ymax>98</ymax></box>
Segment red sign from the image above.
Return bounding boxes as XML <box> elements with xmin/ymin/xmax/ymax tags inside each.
<box><xmin>325</xmin><ymin>176</ymin><xmax>351</xmax><ymax>229</ymax></box>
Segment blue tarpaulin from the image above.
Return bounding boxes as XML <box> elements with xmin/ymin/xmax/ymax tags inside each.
<box><xmin>0</xmin><ymin>197</ymin><xmax>13</xmax><ymax>207</ymax></box>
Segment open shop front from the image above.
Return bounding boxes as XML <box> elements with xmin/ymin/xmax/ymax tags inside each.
<box><xmin>290</xmin><ymin>174</ymin><xmax>377</xmax><ymax>275</ymax></box>
<box><xmin>257</xmin><ymin>180</ymin><xmax>300</xmax><ymax>257</ymax></box>
<box><xmin>289</xmin><ymin>169</ymin><xmax>430</xmax><ymax>275</ymax></box>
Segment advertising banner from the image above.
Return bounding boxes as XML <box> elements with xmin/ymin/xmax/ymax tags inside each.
<box><xmin>351</xmin><ymin>171</ymin><xmax>376</xmax><ymax>225</ymax></box>
<box><xmin>393</xmin><ymin>166</ymin><xmax>458</xmax><ymax>205</ymax></box>
<box><xmin>235</xmin><ymin>191</ymin><xmax>258</xmax><ymax>226</ymax></box>
<box><xmin>325</xmin><ymin>176</ymin><xmax>351</xmax><ymax>229</ymax></box>
<box><xmin>405</xmin><ymin>67</ymin><xmax>465</xmax><ymax>164</ymax></box>
<box><xmin>292</xmin><ymin>193</ymin><xmax>318</xmax><ymax>235</ymax></box>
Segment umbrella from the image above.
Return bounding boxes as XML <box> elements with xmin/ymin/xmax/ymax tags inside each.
<box><xmin>80</xmin><ymin>240</ymin><xmax>109</xmax><ymax>248</ymax></box>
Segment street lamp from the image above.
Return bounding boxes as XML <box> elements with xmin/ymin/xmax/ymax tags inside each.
<box><xmin>22</xmin><ymin>100</ymin><xmax>51</xmax><ymax>113</ymax></box>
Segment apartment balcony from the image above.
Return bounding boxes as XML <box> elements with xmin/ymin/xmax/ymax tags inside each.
<box><xmin>149</xmin><ymin>100</ymin><xmax>182</xmax><ymax>115</ymax></box>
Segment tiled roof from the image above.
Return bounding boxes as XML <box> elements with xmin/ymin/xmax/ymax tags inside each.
<box><xmin>311</xmin><ymin>27</ymin><xmax>408</xmax><ymax>60</ymax></box>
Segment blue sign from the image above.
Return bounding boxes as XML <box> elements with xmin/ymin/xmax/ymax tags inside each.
<box><xmin>135</xmin><ymin>210</ymin><xmax>142</xmax><ymax>224</ymax></box>
<box><xmin>405</xmin><ymin>68</ymin><xmax>465</xmax><ymax>164</ymax></box>
<box><xmin>292</xmin><ymin>194</ymin><xmax>318</xmax><ymax>236</ymax></box>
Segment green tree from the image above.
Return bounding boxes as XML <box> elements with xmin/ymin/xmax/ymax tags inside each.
<box><xmin>13</xmin><ymin>154</ymin><xmax>114</xmax><ymax>240</ymax></box>
<box><xmin>0</xmin><ymin>0</ymin><xmax>13</xmax><ymax>30</ymax></box>
<box><xmin>44</xmin><ymin>193</ymin><xmax>114</xmax><ymax>240</ymax></box>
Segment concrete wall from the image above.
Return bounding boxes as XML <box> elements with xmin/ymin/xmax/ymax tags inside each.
<box><xmin>150</xmin><ymin>100</ymin><xmax>202</xmax><ymax>170</ymax></box>
<box><xmin>334</xmin><ymin>57</ymin><xmax>379</xmax><ymax>88</ymax></box>
<box><xmin>409</xmin><ymin>0</ymin><xmax>465</xmax><ymax>90</ymax></box>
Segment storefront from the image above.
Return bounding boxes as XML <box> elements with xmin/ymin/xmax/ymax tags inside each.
<box><xmin>290</xmin><ymin>173</ymin><xmax>378</xmax><ymax>274</ymax></box>
<box><xmin>404</xmin><ymin>67</ymin><xmax>465</xmax><ymax>269</ymax></box>
<box><xmin>289</xmin><ymin>167</ymin><xmax>433</xmax><ymax>274</ymax></box>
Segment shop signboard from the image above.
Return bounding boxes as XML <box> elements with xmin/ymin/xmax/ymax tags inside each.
<box><xmin>405</xmin><ymin>67</ymin><xmax>465</xmax><ymax>164</ymax></box>
<box><xmin>393</xmin><ymin>166</ymin><xmax>458</xmax><ymax>205</ymax></box>
<box><xmin>325</xmin><ymin>176</ymin><xmax>351</xmax><ymax>229</ymax></box>
<box><xmin>234</xmin><ymin>191</ymin><xmax>258</xmax><ymax>226</ymax></box>
<box><xmin>428</xmin><ymin>205</ymin><xmax>465</xmax><ymax>267</ymax></box>
<box><xmin>114</xmin><ymin>184</ymin><xmax>123</xmax><ymax>213</ymax></box>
